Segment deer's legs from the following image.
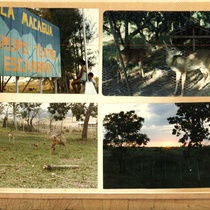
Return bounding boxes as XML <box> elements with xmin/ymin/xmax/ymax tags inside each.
<box><xmin>180</xmin><ymin>72</ymin><xmax>186</xmax><ymax>96</ymax></box>
<box><xmin>138</xmin><ymin>61</ymin><xmax>145</xmax><ymax>78</ymax></box>
<box><xmin>174</xmin><ymin>71</ymin><xmax>182</xmax><ymax>95</ymax></box>
<box><xmin>50</xmin><ymin>143</ymin><xmax>56</xmax><ymax>154</ymax></box>
<box><xmin>117</xmin><ymin>68</ymin><xmax>123</xmax><ymax>83</ymax></box>
<box><xmin>197</xmin><ymin>70</ymin><xmax>210</xmax><ymax>90</ymax></box>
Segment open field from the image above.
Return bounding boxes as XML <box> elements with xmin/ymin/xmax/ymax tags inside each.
<box><xmin>0</xmin><ymin>127</ymin><xmax>97</xmax><ymax>188</ymax></box>
<box><xmin>104</xmin><ymin>146</ymin><xmax>210</xmax><ymax>189</ymax></box>
<box><xmin>3</xmin><ymin>77</ymin><xmax>99</xmax><ymax>93</ymax></box>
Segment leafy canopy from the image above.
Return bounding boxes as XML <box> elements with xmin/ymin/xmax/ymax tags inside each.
<box><xmin>103</xmin><ymin>110</ymin><xmax>150</xmax><ymax>147</ymax></box>
<box><xmin>168</xmin><ymin>103</ymin><xmax>210</xmax><ymax>147</ymax></box>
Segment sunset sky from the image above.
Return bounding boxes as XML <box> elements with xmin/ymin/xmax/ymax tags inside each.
<box><xmin>102</xmin><ymin>103</ymin><xmax>183</xmax><ymax>147</ymax></box>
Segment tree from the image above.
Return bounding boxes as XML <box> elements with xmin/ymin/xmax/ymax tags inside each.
<box><xmin>103</xmin><ymin>11</ymin><xmax>210</xmax><ymax>48</ymax></box>
<box><xmin>47</xmin><ymin>103</ymin><xmax>97</xmax><ymax>140</ymax></box>
<box><xmin>35</xmin><ymin>8</ymin><xmax>97</xmax><ymax>93</ymax></box>
<box><xmin>82</xmin><ymin>103</ymin><xmax>95</xmax><ymax>140</ymax></box>
<box><xmin>1</xmin><ymin>103</ymin><xmax>19</xmax><ymax>129</ymax></box>
<box><xmin>2</xmin><ymin>103</ymin><xmax>9</xmax><ymax>128</ymax></box>
<box><xmin>70</xmin><ymin>103</ymin><xmax>97</xmax><ymax>140</ymax></box>
<box><xmin>103</xmin><ymin>110</ymin><xmax>150</xmax><ymax>147</ymax></box>
<box><xmin>0</xmin><ymin>103</ymin><xmax>4</xmax><ymax>115</ymax></box>
<box><xmin>103</xmin><ymin>110</ymin><xmax>149</xmax><ymax>175</ymax></box>
<box><xmin>103</xmin><ymin>11</ymin><xmax>154</xmax><ymax>50</ymax></box>
<box><xmin>167</xmin><ymin>103</ymin><xmax>210</xmax><ymax>147</ymax></box>
<box><xmin>47</xmin><ymin>103</ymin><xmax>71</xmax><ymax>130</ymax></box>
<box><xmin>19</xmin><ymin>103</ymin><xmax>42</xmax><ymax>132</ymax></box>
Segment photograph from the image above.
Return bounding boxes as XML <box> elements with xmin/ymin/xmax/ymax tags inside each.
<box><xmin>1</xmin><ymin>1</ymin><xmax>210</xmax><ymax>209</ymax></box>
<box><xmin>0</xmin><ymin>102</ymin><xmax>98</xmax><ymax>188</ymax></box>
<box><xmin>0</xmin><ymin>7</ymin><xmax>99</xmax><ymax>94</ymax></box>
<box><xmin>102</xmin><ymin>11</ymin><xmax>210</xmax><ymax>96</ymax></box>
<box><xmin>103</xmin><ymin>103</ymin><xmax>210</xmax><ymax>189</ymax></box>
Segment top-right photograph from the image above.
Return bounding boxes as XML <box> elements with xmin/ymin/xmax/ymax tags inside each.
<box><xmin>102</xmin><ymin>11</ymin><xmax>210</xmax><ymax>96</ymax></box>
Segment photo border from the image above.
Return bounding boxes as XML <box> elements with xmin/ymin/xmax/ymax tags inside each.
<box><xmin>1</xmin><ymin>0</ymin><xmax>210</xmax><ymax>209</ymax></box>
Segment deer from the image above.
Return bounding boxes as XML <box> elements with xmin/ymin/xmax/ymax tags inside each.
<box><xmin>164</xmin><ymin>41</ymin><xmax>210</xmax><ymax>96</ymax></box>
<box><xmin>8</xmin><ymin>131</ymin><xmax>15</xmax><ymax>144</ymax></box>
<box><xmin>116</xmin><ymin>41</ymin><xmax>158</xmax><ymax>83</ymax></box>
<box><xmin>50</xmin><ymin>132</ymin><xmax>67</xmax><ymax>154</ymax></box>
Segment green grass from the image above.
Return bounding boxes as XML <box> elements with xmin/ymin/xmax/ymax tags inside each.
<box><xmin>0</xmin><ymin>128</ymin><xmax>97</xmax><ymax>188</ymax></box>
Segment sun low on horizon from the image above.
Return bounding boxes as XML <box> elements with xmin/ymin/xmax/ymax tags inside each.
<box><xmin>147</xmin><ymin>138</ymin><xmax>181</xmax><ymax>148</ymax></box>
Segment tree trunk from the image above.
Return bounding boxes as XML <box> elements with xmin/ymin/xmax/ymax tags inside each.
<box><xmin>3</xmin><ymin>116</ymin><xmax>7</xmax><ymax>128</ymax></box>
<box><xmin>82</xmin><ymin>103</ymin><xmax>94</xmax><ymax>140</ymax></box>
<box><xmin>2</xmin><ymin>105</ymin><xmax>9</xmax><ymax>128</ymax></box>
<box><xmin>106</xmin><ymin>12</ymin><xmax>132</xmax><ymax>96</ymax></box>
<box><xmin>29</xmin><ymin>119</ymin><xmax>33</xmax><ymax>132</ymax></box>
<box><xmin>13</xmin><ymin>103</ymin><xmax>17</xmax><ymax>130</ymax></box>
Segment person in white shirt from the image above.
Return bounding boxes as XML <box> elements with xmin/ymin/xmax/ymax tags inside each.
<box><xmin>87</xmin><ymin>72</ymin><xmax>96</xmax><ymax>85</ymax></box>
<box><xmin>71</xmin><ymin>59</ymin><xmax>87</xmax><ymax>93</ymax></box>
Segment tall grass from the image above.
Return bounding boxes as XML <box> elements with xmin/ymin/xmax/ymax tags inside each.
<box><xmin>104</xmin><ymin>146</ymin><xmax>210</xmax><ymax>189</ymax></box>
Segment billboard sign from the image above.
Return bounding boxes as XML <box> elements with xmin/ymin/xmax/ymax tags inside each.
<box><xmin>0</xmin><ymin>7</ymin><xmax>61</xmax><ymax>78</ymax></box>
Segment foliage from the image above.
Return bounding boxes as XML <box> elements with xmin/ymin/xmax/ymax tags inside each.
<box><xmin>47</xmin><ymin>103</ymin><xmax>97</xmax><ymax>122</ymax></box>
<box><xmin>0</xmin><ymin>103</ymin><xmax>5</xmax><ymax>115</ymax></box>
<box><xmin>168</xmin><ymin>103</ymin><xmax>210</xmax><ymax>147</ymax></box>
<box><xmin>69</xmin><ymin>103</ymin><xmax>97</xmax><ymax>140</ymax></box>
<box><xmin>70</xmin><ymin>103</ymin><xmax>86</xmax><ymax>121</ymax></box>
<box><xmin>19</xmin><ymin>103</ymin><xmax>42</xmax><ymax>132</ymax></box>
<box><xmin>70</xmin><ymin>103</ymin><xmax>98</xmax><ymax>121</ymax></box>
<box><xmin>47</xmin><ymin>103</ymin><xmax>98</xmax><ymax>140</ymax></box>
<box><xmin>29</xmin><ymin>8</ymin><xmax>98</xmax><ymax>93</ymax></box>
<box><xmin>103</xmin><ymin>11</ymin><xmax>210</xmax><ymax>48</ymax></box>
<box><xmin>48</xmin><ymin>103</ymin><xmax>71</xmax><ymax>121</ymax></box>
<box><xmin>103</xmin><ymin>110</ymin><xmax>150</xmax><ymax>147</ymax></box>
<box><xmin>1</xmin><ymin>102</ymin><xmax>98</xmax><ymax>140</ymax></box>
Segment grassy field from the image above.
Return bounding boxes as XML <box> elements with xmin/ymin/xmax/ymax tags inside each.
<box><xmin>0</xmin><ymin>127</ymin><xmax>97</xmax><ymax>188</ymax></box>
<box><xmin>4</xmin><ymin>77</ymin><xmax>99</xmax><ymax>93</ymax></box>
<box><xmin>104</xmin><ymin>146</ymin><xmax>210</xmax><ymax>189</ymax></box>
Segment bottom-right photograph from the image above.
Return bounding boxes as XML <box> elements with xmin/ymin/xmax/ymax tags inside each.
<box><xmin>103</xmin><ymin>102</ymin><xmax>210</xmax><ymax>189</ymax></box>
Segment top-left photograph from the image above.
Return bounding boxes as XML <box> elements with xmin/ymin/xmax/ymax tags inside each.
<box><xmin>0</xmin><ymin>7</ymin><xmax>99</xmax><ymax>94</ymax></box>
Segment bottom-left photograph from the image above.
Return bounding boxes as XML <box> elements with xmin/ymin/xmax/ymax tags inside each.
<box><xmin>0</xmin><ymin>102</ymin><xmax>98</xmax><ymax>189</ymax></box>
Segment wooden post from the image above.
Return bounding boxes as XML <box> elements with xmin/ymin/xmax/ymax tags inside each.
<box><xmin>15</xmin><ymin>77</ymin><xmax>19</xmax><ymax>93</ymax></box>
<box><xmin>54</xmin><ymin>78</ymin><xmax>58</xmax><ymax>93</ymax></box>
<box><xmin>22</xmin><ymin>78</ymin><xmax>32</xmax><ymax>93</ymax></box>
<box><xmin>82</xmin><ymin>9</ymin><xmax>88</xmax><ymax>81</ymax></box>
<box><xmin>40</xmin><ymin>78</ymin><xmax>43</xmax><ymax>94</ymax></box>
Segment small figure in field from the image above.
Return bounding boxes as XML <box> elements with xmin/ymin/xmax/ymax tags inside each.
<box><xmin>8</xmin><ymin>131</ymin><xmax>15</xmax><ymax>144</ymax></box>
<box><xmin>50</xmin><ymin>132</ymin><xmax>67</xmax><ymax>154</ymax></box>
<box><xmin>71</xmin><ymin>59</ymin><xmax>87</xmax><ymax>93</ymax></box>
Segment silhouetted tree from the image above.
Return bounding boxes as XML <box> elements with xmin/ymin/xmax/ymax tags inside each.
<box><xmin>103</xmin><ymin>110</ymin><xmax>150</xmax><ymax>147</ymax></box>
<box><xmin>103</xmin><ymin>110</ymin><xmax>149</xmax><ymax>174</ymax></box>
<box><xmin>168</xmin><ymin>103</ymin><xmax>210</xmax><ymax>147</ymax></box>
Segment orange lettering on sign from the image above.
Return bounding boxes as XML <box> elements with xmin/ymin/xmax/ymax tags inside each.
<box><xmin>4</xmin><ymin>55</ymin><xmax>53</xmax><ymax>74</ymax></box>
<box><xmin>0</xmin><ymin>35</ymin><xmax>28</xmax><ymax>54</ymax></box>
<box><xmin>4</xmin><ymin>56</ymin><xmax>11</xmax><ymax>71</ymax></box>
